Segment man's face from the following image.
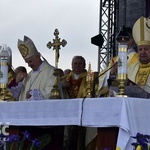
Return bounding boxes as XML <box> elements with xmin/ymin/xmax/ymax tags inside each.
<box><xmin>138</xmin><ymin>45</ymin><xmax>150</xmax><ymax>64</ymax></box>
<box><xmin>25</xmin><ymin>55</ymin><xmax>40</xmax><ymax>70</ymax></box>
<box><xmin>72</xmin><ymin>58</ymin><xmax>85</xmax><ymax>74</ymax></box>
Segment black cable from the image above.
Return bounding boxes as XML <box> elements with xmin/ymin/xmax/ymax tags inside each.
<box><xmin>80</xmin><ymin>97</ymin><xmax>86</xmax><ymax>126</ymax></box>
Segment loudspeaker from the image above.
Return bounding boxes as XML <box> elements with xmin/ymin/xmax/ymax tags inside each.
<box><xmin>91</xmin><ymin>34</ymin><xmax>104</xmax><ymax>48</ymax></box>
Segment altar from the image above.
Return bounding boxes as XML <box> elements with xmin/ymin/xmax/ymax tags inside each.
<box><xmin>82</xmin><ymin>97</ymin><xmax>150</xmax><ymax>149</ymax></box>
<box><xmin>0</xmin><ymin>97</ymin><xmax>150</xmax><ymax>150</ymax></box>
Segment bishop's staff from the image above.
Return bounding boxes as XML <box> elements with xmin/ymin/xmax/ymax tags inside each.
<box><xmin>47</xmin><ymin>29</ymin><xmax>67</xmax><ymax>99</ymax></box>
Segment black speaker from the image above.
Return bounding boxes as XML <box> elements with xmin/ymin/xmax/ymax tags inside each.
<box><xmin>91</xmin><ymin>34</ymin><xmax>104</xmax><ymax>48</ymax></box>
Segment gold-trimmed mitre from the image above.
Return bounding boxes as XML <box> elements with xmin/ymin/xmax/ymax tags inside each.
<box><xmin>18</xmin><ymin>36</ymin><xmax>39</xmax><ymax>60</ymax></box>
<box><xmin>133</xmin><ymin>16</ymin><xmax>150</xmax><ymax>46</ymax></box>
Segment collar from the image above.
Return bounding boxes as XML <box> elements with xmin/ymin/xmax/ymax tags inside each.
<box><xmin>74</xmin><ymin>74</ymin><xmax>81</xmax><ymax>79</ymax></box>
<box><xmin>139</xmin><ymin>61</ymin><xmax>150</xmax><ymax>68</ymax></box>
<box><xmin>33</xmin><ymin>61</ymin><xmax>44</xmax><ymax>73</ymax></box>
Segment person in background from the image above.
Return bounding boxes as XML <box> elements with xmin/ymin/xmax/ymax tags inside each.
<box><xmin>58</xmin><ymin>68</ymin><xmax>64</xmax><ymax>77</ymax></box>
<box><xmin>63</xmin><ymin>69</ymin><xmax>71</xmax><ymax>76</ymax></box>
<box><xmin>0</xmin><ymin>45</ymin><xmax>16</xmax><ymax>101</ymax></box>
<box><xmin>15</xmin><ymin>66</ymin><xmax>27</xmax><ymax>75</ymax></box>
<box><xmin>61</xmin><ymin>56</ymin><xmax>97</xmax><ymax>150</ymax></box>
<box><xmin>61</xmin><ymin>56</ymin><xmax>87</xmax><ymax>98</ymax></box>
<box><xmin>14</xmin><ymin>66</ymin><xmax>28</xmax><ymax>82</ymax></box>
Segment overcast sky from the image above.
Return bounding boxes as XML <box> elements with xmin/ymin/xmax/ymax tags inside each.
<box><xmin>0</xmin><ymin>0</ymin><xmax>100</xmax><ymax>72</ymax></box>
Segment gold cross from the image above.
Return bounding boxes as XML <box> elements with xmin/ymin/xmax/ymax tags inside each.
<box><xmin>47</xmin><ymin>29</ymin><xmax>67</xmax><ymax>68</ymax></box>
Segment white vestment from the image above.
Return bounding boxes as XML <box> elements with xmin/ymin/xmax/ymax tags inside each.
<box><xmin>20</xmin><ymin>61</ymin><xmax>55</xmax><ymax>100</ymax></box>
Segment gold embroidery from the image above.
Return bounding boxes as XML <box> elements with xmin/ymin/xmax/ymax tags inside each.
<box><xmin>67</xmin><ymin>78</ymin><xmax>82</xmax><ymax>98</ymax></box>
<box><xmin>18</xmin><ymin>44</ymin><xmax>29</xmax><ymax>58</ymax></box>
<box><xmin>136</xmin><ymin>68</ymin><xmax>150</xmax><ymax>86</ymax></box>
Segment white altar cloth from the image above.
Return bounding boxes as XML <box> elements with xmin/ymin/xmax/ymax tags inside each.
<box><xmin>82</xmin><ymin>97</ymin><xmax>150</xmax><ymax>150</ymax></box>
<box><xmin>0</xmin><ymin>97</ymin><xmax>150</xmax><ymax>149</ymax></box>
<box><xmin>0</xmin><ymin>99</ymin><xmax>83</xmax><ymax>126</ymax></box>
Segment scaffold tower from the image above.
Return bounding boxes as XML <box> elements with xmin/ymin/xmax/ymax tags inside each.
<box><xmin>98</xmin><ymin>0</ymin><xmax>119</xmax><ymax>72</ymax></box>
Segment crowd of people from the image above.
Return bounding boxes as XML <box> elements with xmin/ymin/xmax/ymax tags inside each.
<box><xmin>0</xmin><ymin>16</ymin><xmax>149</xmax><ymax>150</ymax></box>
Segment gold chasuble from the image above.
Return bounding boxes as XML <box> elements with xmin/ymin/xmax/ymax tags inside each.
<box><xmin>135</xmin><ymin>62</ymin><xmax>150</xmax><ymax>85</ymax></box>
<box><xmin>64</xmin><ymin>71</ymin><xmax>87</xmax><ymax>98</ymax></box>
<box><xmin>128</xmin><ymin>61</ymin><xmax>150</xmax><ymax>93</ymax></box>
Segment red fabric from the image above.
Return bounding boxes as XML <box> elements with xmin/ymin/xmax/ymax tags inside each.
<box><xmin>97</xmin><ymin>127</ymin><xmax>119</xmax><ymax>150</ymax></box>
<box><xmin>8</xmin><ymin>79</ymin><xmax>18</xmax><ymax>88</ymax></box>
<box><xmin>67</xmin><ymin>77</ymin><xmax>83</xmax><ymax>98</ymax></box>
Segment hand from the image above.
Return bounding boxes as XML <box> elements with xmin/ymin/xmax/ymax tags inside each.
<box><xmin>16</xmin><ymin>73</ymin><xmax>27</xmax><ymax>83</ymax></box>
<box><xmin>61</xmin><ymin>80</ymin><xmax>70</xmax><ymax>88</ymax></box>
<box><xmin>110</xmin><ymin>61</ymin><xmax>118</xmax><ymax>75</ymax></box>
<box><xmin>26</xmin><ymin>90</ymin><xmax>31</xmax><ymax>99</ymax></box>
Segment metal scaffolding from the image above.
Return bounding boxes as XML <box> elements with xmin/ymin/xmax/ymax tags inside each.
<box><xmin>98</xmin><ymin>0</ymin><xmax>119</xmax><ymax>72</ymax></box>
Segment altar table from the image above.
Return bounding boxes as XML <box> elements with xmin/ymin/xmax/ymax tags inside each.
<box><xmin>82</xmin><ymin>97</ymin><xmax>150</xmax><ymax>149</ymax></box>
<box><xmin>0</xmin><ymin>97</ymin><xmax>150</xmax><ymax>150</ymax></box>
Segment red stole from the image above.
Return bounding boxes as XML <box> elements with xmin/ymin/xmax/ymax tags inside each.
<box><xmin>67</xmin><ymin>77</ymin><xmax>83</xmax><ymax>98</ymax></box>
